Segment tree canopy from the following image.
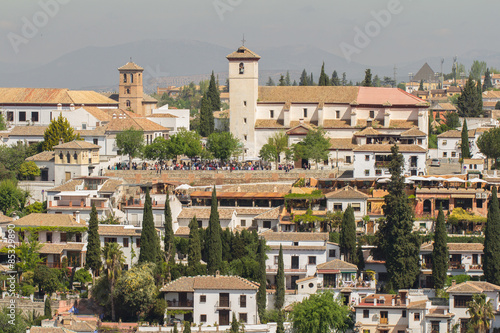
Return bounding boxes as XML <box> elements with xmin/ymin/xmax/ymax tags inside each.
<box><xmin>41</xmin><ymin>114</ymin><xmax>80</xmax><ymax>151</ymax></box>
<box><xmin>340</xmin><ymin>205</ymin><xmax>356</xmax><ymax>263</ymax></box>
<box><xmin>206</xmin><ymin>131</ymin><xmax>240</xmax><ymax>161</ymax></box>
<box><xmin>116</xmin><ymin>127</ymin><xmax>144</xmax><ymax>168</ymax></box>
<box><xmin>477</xmin><ymin>127</ymin><xmax>500</xmax><ymax>169</ymax></box>
<box><xmin>318</xmin><ymin>62</ymin><xmax>329</xmax><ymax>86</ymax></box>
<box><xmin>362</xmin><ymin>69</ymin><xmax>372</xmax><ymax>87</ymax></box>
<box><xmin>483</xmin><ymin>186</ymin><xmax>500</xmax><ymax>285</ymax></box>
<box><xmin>457</xmin><ymin>75</ymin><xmax>483</xmax><ymax>117</ymax></box>
<box><xmin>432</xmin><ymin>204</ymin><xmax>448</xmax><ymax>289</ymax></box>
<box><xmin>295</xmin><ymin>128</ymin><xmax>331</xmax><ymax>168</ymax></box>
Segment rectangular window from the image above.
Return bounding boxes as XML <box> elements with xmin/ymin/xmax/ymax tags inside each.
<box><xmin>352</xmin><ymin>203</ymin><xmax>361</xmax><ymax>212</ymax></box>
<box><xmin>333</xmin><ymin>203</ymin><xmax>342</xmax><ymax>211</ymax></box>
<box><xmin>414</xmin><ymin>312</ymin><xmax>420</xmax><ymax>321</ymax></box>
<box><xmin>46</xmin><ymin>232</ymin><xmax>52</xmax><ymax>243</ymax></box>
<box><xmin>7</xmin><ymin>111</ymin><xmax>13</xmax><ymax>121</ymax></box>
<box><xmin>104</xmin><ymin>237</ymin><xmax>117</xmax><ymax>243</ymax></box>
<box><xmin>364</xmin><ymin>170</ymin><xmax>370</xmax><ymax>176</ymax></box>
<box><xmin>82</xmin><ymin>123</ymin><xmax>87</xmax><ymax>130</ymax></box>
<box><xmin>431</xmin><ymin>321</ymin><xmax>440</xmax><ymax>333</ymax></box>
<box><xmin>477</xmin><ymin>199</ymin><xmax>483</xmax><ymax>209</ymax></box>
<box><xmin>93</xmin><ymin>138</ymin><xmax>99</xmax><ymax>145</ymax></box>
<box><xmin>200</xmin><ymin>295</ymin><xmax>206</xmax><ymax>303</ymax></box>
<box><xmin>418</xmin><ymin>139</ymin><xmax>423</xmax><ymax>145</ymax></box>
<box><xmin>75</xmin><ymin>233</ymin><xmax>82</xmax><ymax>242</ymax></box>
<box><xmin>200</xmin><ymin>314</ymin><xmax>207</xmax><ymax>323</ymax></box>
<box><xmin>123</xmin><ymin>238</ymin><xmax>129</xmax><ymax>248</ymax></box>
<box><xmin>369</xmin><ymin>110</ymin><xmax>375</xmax><ymax>118</ymax></box>
<box><xmin>240</xmin><ymin>295</ymin><xmax>247</xmax><ymax>308</ymax></box>
<box><xmin>31</xmin><ymin>112</ymin><xmax>39</xmax><ymax>122</ymax></box>
<box><xmin>308</xmin><ymin>256</ymin><xmax>316</xmax><ymax>265</ymax></box>
<box><xmin>303</xmin><ymin>108</ymin><xmax>308</xmax><ymax>117</ymax></box>
<box><xmin>241</xmin><ymin>219</ymin><xmax>246</xmax><ymax>227</ymax></box>
<box><xmin>19</xmin><ymin>111</ymin><xmax>26</xmax><ymax>122</ymax></box>
<box><xmin>336</xmin><ymin>110</ymin><xmax>340</xmax><ymax>119</ymax></box>
<box><xmin>293</xmin><ymin>241</ymin><xmax>299</xmax><ymax>246</ymax></box>
<box><xmin>60</xmin><ymin>233</ymin><xmax>67</xmax><ymax>242</ymax></box>
<box><xmin>375</xmin><ymin>169</ymin><xmax>382</xmax><ymax>176</ymax></box>
<box><xmin>402</xmin><ymin>310</ymin><xmax>407</xmax><ymax>318</ymax></box>
<box><xmin>454</xmin><ymin>295</ymin><xmax>472</xmax><ymax>308</ymax></box>
<box><xmin>443</xmin><ymin>140</ymin><xmax>447</xmax><ymax>146</ymax></box>
<box><xmin>329</xmin><ymin>249</ymin><xmax>336</xmax><ymax>257</ymax></box>
<box><xmin>136</xmin><ymin>238</ymin><xmax>140</xmax><ymax>247</ymax></box>
<box><xmin>270</xmin><ymin>110</ymin><xmax>274</xmax><ymax>118</ymax></box>
<box><xmin>346</xmin><ymin>156</ymin><xmax>351</xmax><ymax>163</ymax></box>
<box><xmin>363</xmin><ymin>309</ymin><xmax>369</xmax><ymax>318</ymax></box>
<box><xmin>451</xmin><ymin>152</ymin><xmax>456</xmax><ymax>157</ymax></box>
<box><xmin>244</xmin><ymin>135</ymin><xmax>247</xmax><ymax>141</ymax></box>
<box><xmin>263</xmin><ymin>221</ymin><xmax>271</xmax><ymax>229</ymax></box>
<box><xmin>443</xmin><ymin>152</ymin><xmax>447</xmax><ymax>158</ymax></box>
<box><xmin>365</xmin><ymin>155</ymin><xmax>370</xmax><ymax>161</ymax></box>
<box><xmin>274</xmin><ymin>256</ymin><xmax>279</xmax><ymax>264</ymax></box>
<box><xmin>239</xmin><ymin>313</ymin><xmax>247</xmax><ymax>323</ymax></box>
<box><xmin>243</xmin><ymin>101</ymin><xmax>247</xmax><ymax>106</ymax></box>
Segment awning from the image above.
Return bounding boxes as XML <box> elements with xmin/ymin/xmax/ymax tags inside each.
<box><xmin>451</xmin><ymin>194</ymin><xmax>476</xmax><ymax>199</ymax></box>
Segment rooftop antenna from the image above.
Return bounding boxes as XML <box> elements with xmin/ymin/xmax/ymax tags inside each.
<box><xmin>241</xmin><ymin>34</ymin><xmax>246</xmax><ymax>46</ymax></box>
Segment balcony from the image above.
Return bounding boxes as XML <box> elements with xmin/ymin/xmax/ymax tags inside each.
<box><xmin>375</xmin><ymin>161</ymin><xmax>390</xmax><ymax>168</ymax></box>
<box><xmin>215</xmin><ymin>300</ymin><xmax>231</xmax><ymax>310</ymax></box>
<box><xmin>319</xmin><ymin>280</ymin><xmax>376</xmax><ymax>290</ymax></box>
<box><xmin>266</xmin><ymin>265</ymin><xmax>308</xmax><ymax>274</ymax></box>
<box><xmin>449</xmin><ymin>263</ymin><xmax>465</xmax><ymax>270</ymax></box>
<box><xmin>167</xmin><ymin>300</ymin><xmax>193</xmax><ymax>308</ymax></box>
<box><xmin>44</xmin><ymin>262</ymin><xmax>61</xmax><ymax>268</ymax></box>
<box><xmin>469</xmin><ymin>264</ymin><xmax>483</xmax><ymax>270</ymax></box>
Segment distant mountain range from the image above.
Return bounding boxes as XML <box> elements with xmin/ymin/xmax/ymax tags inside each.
<box><xmin>0</xmin><ymin>39</ymin><xmax>499</xmax><ymax>93</ymax></box>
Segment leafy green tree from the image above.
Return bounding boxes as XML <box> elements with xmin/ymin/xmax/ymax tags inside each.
<box><xmin>116</xmin><ymin>127</ymin><xmax>144</xmax><ymax>169</ymax></box>
<box><xmin>34</xmin><ymin>265</ymin><xmax>60</xmax><ymax>296</ymax></box>
<box><xmin>0</xmin><ymin>179</ymin><xmax>28</xmax><ymax>215</ymax></box>
<box><xmin>0</xmin><ymin>307</ymin><xmax>28</xmax><ymax>333</ymax></box>
<box><xmin>483</xmin><ymin>68</ymin><xmax>493</xmax><ymax>91</ymax></box>
<box><xmin>139</xmin><ymin>188</ymin><xmax>162</xmax><ymax>263</ymax></box>
<box><xmin>356</xmin><ymin>242</ymin><xmax>365</xmax><ymax>272</ymax></box>
<box><xmin>285</xmin><ymin>71</ymin><xmax>291</xmax><ymax>86</ymax></box>
<box><xmin>41</xmin><ymin>114</ymin><xmax>79</xmax><ymax>151</ymax></box>
<box><xmin>319</xmin><ymin>62</ymin><xmax>329</xmax><ymax>86</ymax></box>
<box><xmin>466</xmin><ymin>293</ymin><xmax>494</xmax><ymax>333</ymax></box>
<box><xmin>44</xmin><ymin>297</ymin><xmax>52</xmax><ymax>317</ymax></box>
<box><xmin>199</xmin><ymin>96</ymin><xmax>214</xmax><ymax>137</ymax></box>
<box><xmin>470</xmin><ymin>60</ymin><xmax>487</xmax><ymax>82</ymax></box>
<box><xmin>187</xmin><ymin>216</ymin><xmax>202</xmax><ymax>267</ymax></box>
<box><xmin>340</xmin><ymin>205</ymin><xmax>356</xmax><ymax>263</ymax></box>
<box><xmin>457</xmin><ymin>75</ymin><xmax>483</xmax><ymax>117</ymax></box>
<box><xmin>278</xmin><ymin>75</ymin><xmax>286</xmax><ymax>86</ymax></box>
<box><xmin>445</xmin><ymin>112</ymin><xmax>461</xmax><ymax>129</ymax></box>
<box><xmin>362</xmin><ymin>69</ymin><xmax>372</xmax><ymax>87</ymax></box>
<box><xmin>299</xmin><ymin>69</ymin><xmax>309</xmax><ymax>86</ymax></box>
<box><xmin>85</xmin><ymin>204</ymin><xmax>101</xmax><ymax>278</ymax></box>
<box><xmin>290</xmin><ymin>290</ymin><xmax>351</xmax><ymax>333</ymax></box>
<box><xmin>298</xmin><ymin>128</ymin><xmax>331</xmax><ymax>168</ymax></box>
<box><xmin>206</xmin><ymin>131</ymin><xmax>240</xmax><ymax>161</ymax></box>
<box><xmin>373</xmin><ymin>75</ymin><xmax>381</xmax><ymax>87</ymax></box>
<box><xmin>102</xmin><ymin>242</ymin><xmax>125</xmax><ymax>321</ymax></box>
<box><xmin>419</xmin><ymin>79</ymin><xmax>425</xmax><ymax>91</ymax></box>
<box><xmin>341</xmin><ymin>72</ymin><xmax>347</xmax><ymax>86</ymax></box>
<box><xmin>483</xmin><ymin>186</ymin><xmax>500</xmax><ymax>285</ymax></box>
<box><xmin>266</xmin><ymin>77</ymin><xmax>276</xmax><ymax>86</ymax></box>
<box><xmin>257</xmin><ymin>238</ymin><xmax>267</xmax><ymax>322</ymax></box>
<box><xmin>259</xmin><ymin>132</ymin><xmax>288</xmax><ymax>167</ymax></box>
<box><xmin>0</xmin><ymin>112</ymin><xmax>6</xmax><ymax>131</ymax></box>
<box><xmin>175</xmin><ymin>128</ymin><xmax>202</xmax><ymax>159</ymax></box>
<box><xmin>207</xmin><ymin>71</ymin><xmax>221</xmax><ymax>112</ymax></box>
<box><xmin>114</xmin><ymin>263</ymin><xmax>158</xmax><ymax>321</ymax></box>
<box><xmin>183</xmin><ymin>322</ymin><xmax>191</xmax><ymax>333</ymax></box>
<box><xmin>206</xmin><ymin>187</ymin><xmax>222</xmax><ymax>274</ymax></box>
<box><xmin>477</xmin><ymin>127</ymin><xmax>500</xmax><ymax>169</ymax></box>
<box><xmin>382</xmin><ymin>145</ymin><xmax>421</xmax><ymax>289</ymax></box>
<box><xmin>331</xmin><ymin>71</ymin><xmax>340</xmax><ymax>86</ymax></box>
<box><xmin>461</xmin><ymin>120</ymin><xmax>471</xmax><ymax>160</ymax></box>
<box><xmin>143</xmin><ymin>137</ymin><xmax>169</xmax><ymax>161</ymax></box>
<box><xmin>16</xmin><ymin>232</ymin><xmax>43</xmax><ymax>272</ymax></box>
<box><xmin>18</xmin><ymin>161</ymin><xmax>40</xmax><ymax>180</ymax></box>
<box><xmin>274</xmin><ymin>244</ymin><xmax>285</xmax><ymax>310</ymax></box>
<box><xmin>432</xmin><ymin>205</ymin><xmax>449</xmax><ymax>289</ymax></box>
<box><xmin>164</xmin><ymin>192</ymin><xmax>175</xmax><ymax>260</ymax></box>
<box><xmin>230</xmin><ymin>313</ymin><xmax>240</xmax><ymax>333</ymax></box>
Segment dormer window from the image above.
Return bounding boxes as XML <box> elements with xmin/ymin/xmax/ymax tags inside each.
<box><xmin>239</xmin><ymin>62</ymin><xmax>244</xmax><ymax>74</ymax></box>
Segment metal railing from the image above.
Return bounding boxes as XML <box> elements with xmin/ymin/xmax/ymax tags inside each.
<box><xmin>167</xmin><ymin>300</ymin><xmax>193</xmax><ymax>308</ymax></box>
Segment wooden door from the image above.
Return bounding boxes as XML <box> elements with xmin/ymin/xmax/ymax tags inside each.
<box><xmin>219</xmin><ymin>310</ymin><xmax>230</xmax><ymax>325</ymax></box>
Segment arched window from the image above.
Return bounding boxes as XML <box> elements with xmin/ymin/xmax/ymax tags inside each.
<box><xmin>73</xmin><ymin>153</ymin><xmax>78</xmax><ymax>161</ymax></box>
<box><xmin>126</xmin><ymin>88</ymin><xmax>130</xmax><ymax>94</ymax></box>
<box><xmin>130</xmin><ymin>74</ymin><xmax>134</xmax><ymax>83</ymax></box>
<box><xmin>239</xmin><ymin>62</ymin><xmax>244</xmax><ymax>74</ymax></box>
<box><xmin>66</xmin><ymin>152</ymin><xmax>71</xmax><ymax>164</ymax></box>
<box><xmin>126</xmin><ymin>100</ymin><xmax>131</xmax><ymax>107</ymax></box>
<box><xmin>123</xmin><ymin>74</ymin><xmax>127</xmax><ymax>83</ymax></box>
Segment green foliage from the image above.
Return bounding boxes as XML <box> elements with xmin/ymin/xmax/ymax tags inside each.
<box><xmin>445</xmin><ymin>274</ymin><xmax>470</xmax><ymax>287</ymax></box>
<box><xmin>257</xmin><ymin>239</ymin><xmax>267</xmax><ymax>322</ymax></box>
<box><xmin>175</xmin><ymin>128</ymin><xmax>203</xmax><ymax>158</ymax></box>
<box><xmin>0</xmin><ymin>179</ymin><xmax>28</xmax><ymax>215</ymax></box>
<box><xmin>164</xmin><ymin>193</ymin><xmax>175</xmax><ymax>261</ymax></box>
<box><xmin>340</xmin><ymin>205</ymin><xmax>356</xmax><ymax>263</ymax></box>
<box><xmin>259</xmin><ymin>132</ymin><xmax>288</xmax><ymax>167</ymax></box>
<box><xmin>299</xmin><ymin>69</ymin><xmax>309</xmax><ymax>86</ymax></box>
<box><xmin>116</xmin><ymin>127</ymin><xmax>145</xmax><ymax>167</ymax></box>
<box><xmin>457</xmin><ymin>75</ymin><xmax>483</xmax><ymax>117</ymax></box>
<box><xmin>24</xmin><ymin>201</ymin><xmax>45</xmax><ymax>215</ymax></box>
<box><xmin>448</xmin><ymin>207</ymin><xmax>487</xmax><ymax>225</ymax></box>
<box><xmin>432</xmin><ymin>205</ymin><xmax>449</xmax><ymax>289</ymax></box>
<box><xmin>183</xmin><ymin>322</ymin><xmax>191</xmax><ymax>333</ymax></box>
<box><xmin>230</xmin><ymin>313</ymin><xmax>240</xmax><ymax>333</ymax></box>
<box><xmin>86</xmin><ymin>204</ymin><xmax>101</xmax><ymax>275</ymax></box>
<box><xmin>0</xmin><ymin>307</ymin><xmax>29</xmax><ymax>333</ymax></box>
<box><xmin>44</xmin><ymin>297</ymin><xmax>52</xmax><ymax>317</ymax></box>
<box><xmin>207</xmin><ymin>71</ymin><xmax>221</xmax><ymax>113</ymax></box>
<box><xmin>266</xmin><ymin>77</ymin><xmax>276</xmax><ymax>86</ymax></box>
<box><xmin>318</xmin><ymin>62</ymin><xmax>329</xmax><ymax>86</ymax></box>
<box><xmin>483</xmin><ymin>187</ymin><xmax>500</xmax><ymax>285</ymax></box>
<box><xmin>290</xmin><ymin>291</ymin><xmax>352</xmax><ymax>333</ymax></box>
<box><xmin>0</xmin><ymin>112</ymin><xmax>6</xmax><ymax>131</ymax></box>
<box><xmin>477</xmin><ymin>127</ymin><xmax>500</xmax><ymax>168</ymax></box>
<box><xmin>34</xmin><ymin>265</ymin><xmax>61</xmax><ymax>295</ymax></box>
<box><xmin>199</xmin><ymin>96</ymin><xmax>214</xmax><ymax>137</ymax></box>
<box><xmin>41</xmin><ymin>114</ymin><xmax>79</xmax><ymax>151</ymax></box>
<box><xmin>295</xmin><ymin>128</ymin><xmax>331</xmax><ymax>167</ymax></box>
<box><xmin>362</xmin><ymin>69</ymin><xmax>372</xmax><ymax>87</ymax></box>
<box><xmin>380</xmin><ymin>145</ymin><xmax>421</xmax><ymax>290</ymax></box>
<box><xmin>207</xmin><ymin>187</ymin><xmax>222</xmax><ymax>274</ymax></box>
<box><xmin>114</xmin><ymin>263</ymin><xmax>158</xmax><ymax>321</ymax></box>
<box><xmin>16</xmin><ymin>232</ymin><xmax>43</xmax><ymax>271</ymax></box>
<box><xmin>447</xmin><ymin>236</ymin><xmax>484</xmax><ymax>243</ymax></box>
<box><xmin>470</xmin><ymin>60</ymin><xmax>487</xmax><ymax>82</ymax></box>
<box><xmin>466</xmin><ymin>293</ymin><xmax>494</xmax><ymax>333</ymax></box>
<box><xmin>74</xmin><ymin>268</ymin><xmax>92</xmax><ymax>285</ymax></box>
<box><xmin>206</xmin><ymin>131</ymin><xmax>240</xmax><ymax>161</ymax></box>
<box><xmin>483</xmin><ymin>68</ymin><xmax>494</xmax><ymax>91</ymax></box>
<box><xmin>329</xmin><ymin>231</ymin><xmax>340</xmax><ymax>243</ymax></box>
<box><xmin>139</xmin><ymin>188</ymin><xmax>162</xmax><ymax>264</ymax></box>
<box><xmin>18</xmin><ymin>161</ymin><xmax>40</xmax><ymax>180</ymax></box>
<box><xmin>419</xmin><ymin>79</ymin><xmax>425</xmax><ymax>91</ymax></box>
<box><xmin>275</xmin><ymin>245</ymin><xmax>285</xmax><ymax>310</ymax></box>
<box><xmin>102</xmin><ymin>241</ymin><xmax>125</xmax><ymax>321</ymax></box>
<box><xmin>276</xmin><ymin>310</ymin><xmax>285</xmax><ymax>333</ymax></box>
<box><xmin>356</xmin><ymin>242</ymin><xmax>365</xmax><ymax>271</ymax></box>
<box><xmin>461</xmin><ymin>120</ymin><xmax>471</xmax><ymax>159</ymax></box>
<box><xmin>187</xmin><ymin>216</ymin><xmax>202</xmax><ymax>268</ymax></box>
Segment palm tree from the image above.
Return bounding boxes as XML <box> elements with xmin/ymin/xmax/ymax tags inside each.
<box><xmin>467</xmin><ymin>293</ymin><xmax>494</xmax><ymax>333</ymax></box>
<box><xmin>102</xmin><ymin>242</ymin><xmax>125</xmax><ymax>322</ymax></box>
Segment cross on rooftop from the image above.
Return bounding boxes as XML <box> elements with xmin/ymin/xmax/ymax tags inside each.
<box><xmin>241</xmin><ymin>34</ymin><xmax>246</xmax><ymax>46</ymax></box>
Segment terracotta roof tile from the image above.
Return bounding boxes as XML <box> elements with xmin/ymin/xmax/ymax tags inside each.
<box><xmin>48</xmin><ymin>179</ymin><xmax>84</xmax><ymax>192</ymax></box>
<box><xmin>4</xmin><ymin>213</ymin><xmax>84</xmax><ymax>228</ymax></box>
<box><xmin>118</xmin><ymin>62</ymin><xmax>144</xmax><ymax>70</ymax></box>
<box><xmin>322</xmin><ymin>119</ymin><xmax>351</xmax><ymax>128</ymax></box>
<box><xmin>177</xmin><ymin>207</ymin><xmax>235</xmax><ymax>220</ymax></box>
<box><xmin>0</xmin><ymin>88</ymin><xmax>116</xmax><ymax>105</ymax></box>
<box><xmin>400</xmin><ymin>127</ymin><xmax>427</xmax><ymax>137</ymax></box>
<box><xmin>147</xmin><ymin>113</ymin><xmax>178</xmax><ymax>118</ymax></box>
<box><xmin>447</xmin><ymin>281</ymin><xmax>500</xmax><ymax>293</ymax></box>
<box><xmin>30</xmin><ymin>327</ymin><xmax>78</xmax><ymax>333</ymax></box>
<box><xmin>354</xmin><ymin>127</ymin><xmax>382</xmax><ymax>136</ymax></box>
<box><xmin>53</xmin><ymin>140</ymin><xmax>100</xmax><ymax>149</ymax></box>
<box><xmin>226</xmin><ymin>46</ymin><xmax>261</xmax><ymax>60</ymax></box>
<box><xmin>106</xmin><ymin>116</ymin><xmax>169</xmax><ymax>132</ymax></box>
<box><xmin>39</xmin><ymin>242</ymin><xmax>85</xmax><ymax>254</ymax></box>
<box><xmin>437</xmin><ymin>129</ymin><xmax>475</xmax><ymax>138</ymax></box>
<box><xmin>258</xmin><ymin>86</ymin><xmax>358</xmax><ymax>104</ymax></box>
<box><xmin>0</xmin><ymin>213</ymin><xmax>13</xmax><ymax>223</ymax></box>
<box><xmin>234</xmin><ymin>208</ymin><xmax>274</xmax><ymax>215</ymax></box>
<box><xmin>325</xmin><ymin>186</ymin><xmax>368</xmax><ymax>199</ymax></box>
<box><xmin>161</xmin><ymin>275</ymin><xmax>258</xmax><ymax>292</ymax></box>
<box><xmin>9</xmin><ymin>126</ymin><xmax>48</xmax><ymax>136</ymax></box>
<box><xmin>389</xmin><ymin>119</ymin><xmax>418</xmax><ymax>128</ymax></box>
<box><xmin>353</xmin><ymin>144</ymin><xmax>427</xmax><ymax>153</ymax></box>
<box><xmin>358</xmin><ymin>87</ymin><xmax>426</xmax><ymax>105</ymax></box>
<box><xmin>420</xmin><ymin>242</ymin><xmax>483</xmax><ymax>252</ymax></box>
<box><xmin>329</xmin><ymin>138</ymin><xmax>357</xmax><ymax>150</ymax></box>
<box><xmin>255</xmin><ymin>119</ymin><xmax>286</xmax><ymax>129</ymax></box>
<box><xmin>98</xmin><ymin>225</ymin><xmax>141</xmax><ymax>236</ymax></box>
<box><xmin>317</xmin><ymin>259</ymin><xmax>357</xmax><ymax>271</ymax></box>
<box><xmin>254</xmin><ymin>206</ymin><xmax>282</xmax><ymax>220</ymax></box>
<box><xmin>80</xmin><ymin>107</ymin><xmax>112</xmax><ymax>121</ymax></box>
<box><xmin>269</xmin><ymin>245</ymin><xmax>326</xmax><ymax>251</ymax></box>
<box><xmin>262</xmin><ymin>232</ymin><xmax>329</xmax><ymax>242</ymax></box>
<box><xmin>98</xmin><ymin>179</ymin><xmax>123</xmax><ymax>193</ymax></box>
<box><xmin>26</xmin><ymin>151</ymin><xmax>55</xmax><ymax>162</ymax></box>
<box><xmin>76</xmin><ymin>126</ymin><xmax>107</xmax><ymax>136</ymax></box>
<box><xmin>175</xmin><ymin>226</ymin><xmax>190</xmax><ymax>236</ymax></box>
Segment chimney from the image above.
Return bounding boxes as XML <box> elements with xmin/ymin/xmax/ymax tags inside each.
<box><xmin>75</xmin><ymin>211</ymin><xmax>80</xmax><ymax>223</ymax></box>
<box><xmin>299</xmin><ymin>118</ymin><xmax>304</xmax><ymax>124</ymax></box>
<box><xmin>11</xmin><ymin>212</ymin><xmax>19</xmax><ymax>221</ymax></box>
<box><xmin>112</xmin><ymin>113</ymin><xmax>117</xmax><ymax>119</ymax></box>
<box><xmin>70</xmin><ymin>103</ymin><xmax>75</xmax><ymax>111</ymax></box>
<box><xmin>451</xmin><ymin>280</ymin><xmax>456</xmax><ymax>287</ymax></box>
<box><xmin>215</xmin><ymin>270</ymin><xmax>220</xmax><ymax>277</ymax></box>
<box><xmin>81</xmin><ymin>104</ymin><xmax>85</xmax><ymax>107</ymax></box>
<box><xmin>57</xmin><ymin>103</ymin><xmax>62</xmax><ymax>111</ymax></box>
<box><xmin>392</xmin><ymin>298</ymin><xmax>395</xmax><ymax>306</ymax></box>
<box><xmin>367</xmin><ymin>118</ymin><xmax>373</xmax><ymax>128</ymax></box>
<box><xmin>59</xmin><ymin>138</ymin><xmax>63</xmax><ymax>145</ymax></box>
<box><xmin>374</xmin><ymin>298</ymin><xmax>377</xmax><ymax>306</ymax></box>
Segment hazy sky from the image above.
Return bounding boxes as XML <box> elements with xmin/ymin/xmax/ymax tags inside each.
<box><xmin>1</xmin><ymin>0</ymin><xmax>498</xmax><ymax>67</ymax></box>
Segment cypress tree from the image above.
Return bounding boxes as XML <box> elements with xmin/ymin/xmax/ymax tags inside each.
<box><xmin>183</xmin><ymin>322</ymin><xmax>191</xmax><ymax>333</ymax></box>
<box><xmin>44</xmin><ymin>297</ymin><xmax>52</xmax><ymax>318</ymax></box>
<box><xmin>356</xmin><ymin>242</ymin><xmax>365</xmax><ymax>272</ymax></box>
<box><xmin>274</xmin><ymin>244</ymin><xmax>285</xmax><ymax>310</ymax></box>
<box><xmin>276</xmin><ymin>311</ymin><xmax>285</xmax><ymax>333</ymax></box>
<box><xmin>230</xmin><ymin>313</ymin><xmax>239</xmax><ymax>333</ymax></box>
<box><xmin>418</xmin><ymin>79</ymin><xmax>424</xmax><ymax>91</ymax></box>
<box><xmin>164</xmin><ymin>192</ymin><xmax>175</xmax><ymax>259</ymax></box>
<box><xmin>383</xmin><ymin>145</ymin><xmax>421</xmax><ymax>290</ymax></box>
<box><xmin>207</xmin><ymin>186</ymin><xmax>222</xmax><ymax>274</ymax></box>
<box><xmin>331</xmin><ymin>70</ymin><xmax>340</xmax><ymax>86</ymax></box>
<box><xmin>340</xmin><ymin>205</ymin><xmax>356</xmax><ymax>263</ymax></box>
<box><xmin>309</xmin><ymin>73</ymin><xmax>314</xmax><ymax>86</ymax></box>
<box><xmin>457</xmin><ymin>74</ymin><xmax>483</xmax><ymax>117</ymax></box>
<box><xmin>139</xmin><ymin>187</ymin><xmax>161</xmax><ymax>263</ymax></box>
<box><xmin>432</xmin><ymin>204</ymin><xmax>448</xmax><ymax>289</ymax></box>
<box><xmin>341</xmin><ymin>72</ymin><xmax>347</xmax><ymax>86</ymax></box>
<box><xmin>461</xmin><ymin>120</ymin><xmax>471</xmax><ymax>160</ymax></box>
<box><xmin>257</xmin><ymin>238</ymin><xmax>267</xmax><ymax>322</ymax></box>
<box><xmin>266</xmin><ymin>77</ymin><xmax>275</xmax><ymax>86</ymax></box>
<box><xmin>199</xmin><ymin>96</ymin><xmax>214</xmax><ymax>137</ymax></box>
<box><xmin>319</xmin><ymin>62</ymin><xmax>329</xmax><ymax>86</ymax></box>
<box><xmin>285</xmin><ymin>71</ymin><xmax>291</xmax><ymax>86</ymax></box>
<box><xmin>188</xmin><ymin>216</ymin><xmax>201</xmax><ymax>267</ymax></box>
<box><xmin>173</xmin><ymin>324</ymin><xmax>179</xmax><ymax>333</ymax></box>
<box><xmin>362</xmin><ymin>69</ymin><xmax>373</xmax><ymax>87</ymax></box>
<box><xmin>483</xmin><ymin>68</ymin><xmax>493</xmax><ymax>91</ymax></box>
<box><xmin>278</xmin><ymin>75</ymin><xmax>285</xmax><ymax>86</ymax></box>
<box><xmin>207</xmin><ymin>71</ymin><xmax>221</xmax><ymax>112</ymax></box>
<box><xmin>85</xmin><ymin>203</ymin><xmax>101</xmax><ymax>277</ymax></box>
<box><xmin>484</xmin><ymin>186</ymin><xmax>500</xmax><ymax>285</ymax></box>
<box><xmin>299</xmin><ymin>69</ymin><xmax>308</xmax><ymax>86</ymax></box>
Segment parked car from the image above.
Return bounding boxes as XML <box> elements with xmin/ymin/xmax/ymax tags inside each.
<box><xmin>430</xmin><ymin>159</ymin><xmax>440</xmax><ymax>167</ymax></box>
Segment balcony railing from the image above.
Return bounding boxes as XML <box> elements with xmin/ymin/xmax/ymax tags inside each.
<box><xmin>469</xmin><ymin>264</ymin><xmax>483</xmax><ymax>270</ymax></box>
<box><xmin>449</xmin><ymin>263</ymin><xmax>464</xmax><ymax>270</ymax></box>
<box><xmin>375</xmin><ymin>161</ymin><xmax>390</xmax><ymax>168</ymax></box>
<box><xmin>266</xmin><ymin>265</ymin><xmax>308</xmax><ymax>273</ymax></box>
<box><xmin>44</xmin><ymin>262</ymin><xmax>61</xmax><ymax>268</ymax></box>
<box><xmin>215</xmin><ymin>300</ymin><xmax>231</xmax><ymax>310</ymax></box>
<box><xmin>319</xmin><ymin>280</ymin><xmax>376</xmax><ymax>289</ymax></box>
<box><xmin>167</xmin><ymin>300</ymin><xmax>193</xmax><ymax>308</ymax></box>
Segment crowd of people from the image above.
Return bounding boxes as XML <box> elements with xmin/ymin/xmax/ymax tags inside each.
<box><xmin>107</xmin><ymin>160</ymin><xmax>297</xmax><ymax>172</ymax></box>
